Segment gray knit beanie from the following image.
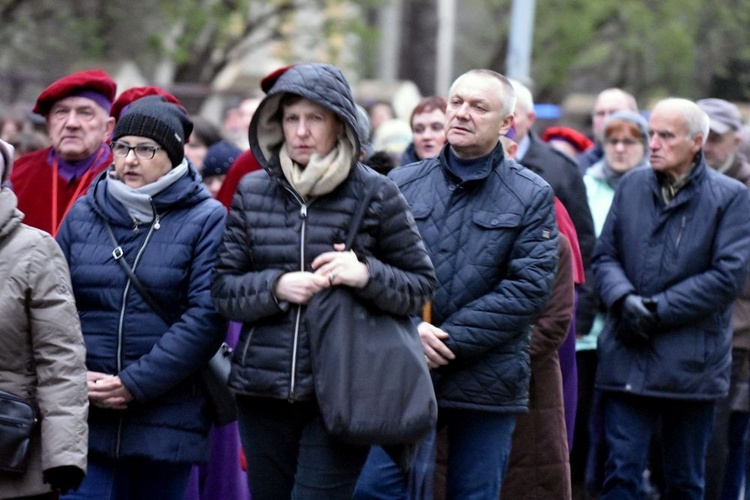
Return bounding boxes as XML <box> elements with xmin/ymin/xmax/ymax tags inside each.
<box><xmin>113</xmin><ymin>95</ymin><xmax>193</xmax><ymax>166</ymax></box>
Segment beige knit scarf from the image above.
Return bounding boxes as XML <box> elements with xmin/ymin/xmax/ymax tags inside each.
<box><xmin>279</xmin><ymin>136</ymin><xmax>353</xmax><ymax>200</ymax></box>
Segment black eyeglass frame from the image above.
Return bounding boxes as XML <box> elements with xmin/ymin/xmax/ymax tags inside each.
<box><xmin>110</xmin><ymin>141</ymin><xmax>162</xmax><ymax>160</ymax></box>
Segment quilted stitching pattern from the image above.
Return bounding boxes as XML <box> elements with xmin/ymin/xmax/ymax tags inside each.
<box><xmin>390</xmin><ymin>146</ymin><xmax>559</xmax><ymax>411</ymax></box>
<box><xmin>56</xmin><ymin>166</ymin><xmax>228</xmax><ymax>462</ymax></box>
<box><xmin>213</xmin><ymin>165</ymin><xmax>435</xmax><ymax>401</ymax></box>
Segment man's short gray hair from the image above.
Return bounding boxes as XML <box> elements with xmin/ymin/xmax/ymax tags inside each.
<box><xmin>509</xmin><ymin>79</ymin><xmax>534</xmax><ymax>114</ymax></box>
<box><xmin>451</xmin><ymin>69</ymin><xmax>517</xmax><ymax>117</ymax></box>
<box><xmin>655</xmin><ymin>98</ymin><xmax>711</xmax><ymax>146</ymax></box>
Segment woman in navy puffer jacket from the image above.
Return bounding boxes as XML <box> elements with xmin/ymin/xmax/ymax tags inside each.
<box><xmin>56</xmin><ymin>96</ymin><xmax>227</xmax><ymax>500</ymax></box>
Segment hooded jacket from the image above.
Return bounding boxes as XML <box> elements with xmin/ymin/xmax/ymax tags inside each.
<box><xmin>56</xmin><ymin>163</ymin><xmax>226</xmax><ymax>463</ymax></box>
<box><xmin>0</xmin><ymin>189</ymin><xmax>88</xmax><ymax>498</ymax></box>
<box><xmin>211</xmin><ymin>63</ymin><xmax>436</xmax><ymax>402</ymax></box>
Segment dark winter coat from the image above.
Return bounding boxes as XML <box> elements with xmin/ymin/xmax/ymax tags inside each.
<box><xmin>502</xmin><ymin>234</ymin><xmax>575</xmax><ymax>500</ymax></box>
<box><xmin>720</xmin><ymin>152</ymin><xmax>750</xmax><ymax>350</ymax></box>
<box><xmin>389</xmin><ymin>143</ymin><xmax>559</xmax><ymax>412</ymax></box>
<box><xmin>594</xmin><ymin>156</ymin><xmax>750</xmax><ymax>399</ymax></box>
<box><xmin>211</xmin><ymin>63</ymin><xmax>436</xmax><ymax>403</ymax></box>
<box><xmin>56</xmin><ymin>164</ymin><xmax>227</xmax><ymax>463</ymax></box>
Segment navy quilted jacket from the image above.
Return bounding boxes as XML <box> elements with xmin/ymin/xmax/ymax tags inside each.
<box><xmin>390</xmin><ymin>144</ymin><xmax>559</xmax><ymax>412</ymax></box>
<box><xmin>56</xmin><ymin>164</ymin><xmax>227</xmax><ymax>462</ymax></box>
<box><xmin>594</xmin><ymin>158</ymin><xmax>750</xmax><ymax>399</ymax></box>
<box><xmin>211</xmin><ymin>63</ymin><xmax>436</xmax><ymax>402</ymax></box>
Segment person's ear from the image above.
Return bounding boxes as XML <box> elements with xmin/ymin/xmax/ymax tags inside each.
<box><xmin>731</xmin><ymin>134</ymin><xmax>742</xmax><ymax>152</ymax></box>
<box><xmin>104</xmin><ymin>116</ymin><xmax>116</xmax><ymax>141</ymax></box>
<box><xmin>505</xmin><ymin>141</ymin><xmax>518</xmax><ymax>159</ymax></box>
<box><xmin>498</xmin><ymin>114</ymin><xmax>515</xmax><ymax>136</ymax></box>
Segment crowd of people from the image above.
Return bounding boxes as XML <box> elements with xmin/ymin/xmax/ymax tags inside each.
<box><xmin>1</xmin><ymin>61</ymin><xmax>749</xmax><ymax>500</ymax></box>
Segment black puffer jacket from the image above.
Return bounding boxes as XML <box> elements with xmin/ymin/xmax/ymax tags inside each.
<box><xmin>211</xmin><ymin>63</ymin><xmax>436</xmax><ymax>401</ymax></box>
<box><xmin>390</xmin><ymin>144</ymin><xmax>559</xmax><ymax>412</ymax></box>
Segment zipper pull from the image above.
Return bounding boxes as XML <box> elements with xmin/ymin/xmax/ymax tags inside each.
<box><xmin>133</xmin><ymin>219</ymin><xmax>140</xmax><ymax>234</ymax></box>
<box><xmin>154</xmin><ymin>216</ymin><xmax>161</xmax><ymax>230</ymax></box>
<box><xmin>300</xmin><ymin>204</ymin><xmax>308</xmax><ymax>219</ymax></box>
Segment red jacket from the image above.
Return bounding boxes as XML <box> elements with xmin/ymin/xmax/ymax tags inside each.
<box><xmin>10</xmin><ymin>146</ymin><xmax>111</xmax><ymax>235</ymax></box>
<box><xmin>215</xmin><ymin>149</ymin><xmax>262</xmax><ymax>210</ymax></box>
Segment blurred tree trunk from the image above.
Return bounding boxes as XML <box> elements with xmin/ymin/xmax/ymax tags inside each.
<box><xmin>398</xmin><ymin>0</ymin><xmax>438</xmax><ymax>96</ymax></box>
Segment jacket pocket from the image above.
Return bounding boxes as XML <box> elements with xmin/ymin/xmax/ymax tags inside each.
<box><xmin>236</xmin><ymin>325</ymin><xmax>255</xmax><ymax>367</ymax></box>
<box><xmin>472</xmin><ymin>210</ymin><xmax>522</xmax><ymax>229</ymax></box>
<box><xmin>470</xmin><ymin>210</ymin><xmax>522</xmax><ymax>267</ymax></box>
<box><xmin>409</xmin><ymin>204</ymin><xmax>433</xmax><ymax>220</ymax></box>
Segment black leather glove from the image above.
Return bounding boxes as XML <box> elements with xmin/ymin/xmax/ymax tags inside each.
<box><xmin>43</xmin><ymin>465</ymin><xmax>85</xmax><ymax>494</ymax></box>
<box><xmin>616</xmin><ymin>294</ymin><xmax>659</xmax><ymax>346</ymax></box>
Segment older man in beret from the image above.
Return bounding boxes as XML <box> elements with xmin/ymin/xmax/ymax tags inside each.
<box><xmin>10</xmin><ymin>69</ymin><xmax>116</xmax><ymax>235</ymax></box>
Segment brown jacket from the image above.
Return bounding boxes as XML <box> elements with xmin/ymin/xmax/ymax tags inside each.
<box><xmin>501</xmin><ymin>234</ymin><xmax>575</xmax><ymax>499</ymax></box>
<box><xmin>0</xmin><ymin>188</ymin><xmax>88</xmax><ymax>498</ymax></box>
<box><xmin>722</xmin><ymin>152</ymin><xmax>750</xmax><ymax>349</ymax></box>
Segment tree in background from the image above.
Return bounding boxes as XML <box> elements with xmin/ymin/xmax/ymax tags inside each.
<box><xmin>2</xmin><ymin>0</ymin><xmax>750</xmax><ymax>111</ymax></box>
<box><xmin>459</xmin><ymin>0</ymin><xmax>750</xmax><ymax>104</ymax></box>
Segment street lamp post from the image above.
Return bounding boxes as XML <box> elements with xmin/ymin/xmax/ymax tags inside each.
<box><xmin>505</xmin><ymin>0</ymin><xmax>536</xmax><ymax>82</ymax></box>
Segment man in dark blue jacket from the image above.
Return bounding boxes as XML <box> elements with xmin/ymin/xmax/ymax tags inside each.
<box><xmin>357</xmin><ymin>69</ymin><xmax>558</xmax><ymax>498</ymax></box>
<box><xmin>593</xmin><ymin>97</ymin><xmax>750</xmax><ymax>499</ymax></box>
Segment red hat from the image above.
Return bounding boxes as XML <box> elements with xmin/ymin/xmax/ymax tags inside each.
<box><xmin>540</xmin><ymin>126</ymin><xmax>594</xmax><ymax>154</ymax></box>
<box><xmin>33</xmin><ymin>69</ymin><xmax>117</xmax><ymax>117</ymax></box>
<box><xmin>260</xmin><ymin>65</ymin><xmax>295</xmax><ymax>94</ymax></box>
<box><xmin>111</xmin><ymin>85</ymin><xmax>185</xmax><ymax>121</ymax></box>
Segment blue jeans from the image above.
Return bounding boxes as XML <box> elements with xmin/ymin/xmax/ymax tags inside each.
<box><xmin>356</xmin><ymin>409</ymin><xmax>516</xmax><ymax>500</ymax></box>
<box><xmin>236</xmin><ymin>396</ymin><xmax>369</xmax><ymax>500</ymax></box>
<box><xmin>355</xmin><ymin>430</ymin><xmax>436</xmax><ymax>499</ymax></box>
<box><xmin>601</xmin><ymin>392</ymin><xmax>715</xmax><ymax>500</ymax></box>
<box><xmin>61</xmin><ymin>453</ymin><xmax>192</xmax><ymax>500</ymax></box>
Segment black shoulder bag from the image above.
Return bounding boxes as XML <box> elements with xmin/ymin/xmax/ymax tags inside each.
<box><xmin>102</xmin><ymin>220</ymin><xmax>237</xmax><ymax>426</ymax></box>
<box><xmin>0</xmin><ymin>389</ymin><xmax>37</xmax><ymax>473</ymax></box>
<box><xmin>305</xmin><ymin>185</ymin><xmax>437</xmax><ymax>446</ymax></box>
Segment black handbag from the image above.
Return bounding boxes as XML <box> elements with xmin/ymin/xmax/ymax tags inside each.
<box><xmin>102</xmin><ymin>220</ymin><xmax>238</xmax><ymax>426</ymax></box>
<box><xmin>305</xmin><ymin>185</ymin><xmax>437</xmax><ymax>446</ymax></box>
<box><xmin>200</xmin><ymin>342</ymin><xmax>238</xmax><ymax>426</ymax></box>
<box><xmin>0</xmin><ymin>389</ymin><xmax>37</xmax><ymax>474</ymax></box>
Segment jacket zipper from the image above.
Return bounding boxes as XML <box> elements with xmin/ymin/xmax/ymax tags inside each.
<box><xmin>280</xmin><ymin>183</ymin><xmax>309</xmax><ymax>402</ymax></box>
<box><xmin>675</xmin><ymin>215</ymin><xmax>686</xmax><ymax>251</ymax></box>
<box><xmin>288</xmin><ymin>202</ymin><xmax>308</xmax><ymax>402</ymax></box>
<box><xmin>113</xmin><ymin>211</ymin><xmax>163</xmax><ymax>457</ymax></box>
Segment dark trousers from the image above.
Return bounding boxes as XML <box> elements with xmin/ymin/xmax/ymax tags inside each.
<box><xmin>571</xmin><ymin>349</ymin><xmax>598</xmax><ymax>490</ymax></box>
<box><xmin>61</xmin><ymin>454</ymin><xmax>192</xmax><ymax>500</ymax></box>
<box><xmin>356</xmin><ymin>409</ymin><xmax>516</xmax><ymax>500</ymax></box>
<box><xmin>601</xmin><ymin>393</ymin><xmax>715</xmax><ymax>500</ymax></box>
<box><xmin>236</xmin><ymin>396</ymin><xmax>369</xmax><ymax>500</ymax></box>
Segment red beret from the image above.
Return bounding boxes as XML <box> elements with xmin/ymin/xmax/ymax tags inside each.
<box><xmin>260</xmin><ymin>65</ymin><xmax>295</xmax><ymax>94</ymax></box>
<box><xmin>111</xmin><ymin>86</ymin><xmax>185</xmax><ymax>121</ymax></box>
<box><xmin>541</xmin><ymin>126</ymin><xmax>594</xmax><ymax>154</ymax></box>
<box><xmin>33</xmin><ymin>69</ymin><xmax>117</xmax><ymax>117</ymax></box>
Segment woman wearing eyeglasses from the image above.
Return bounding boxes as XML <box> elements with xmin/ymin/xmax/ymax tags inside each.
<box><xmin>55</xmin><ymin>96</ymin><xmax>227</xmax><ymax>500</ymax></box>
<box><xmin>577</xmin><ymin>110</ymin><xmax>650</xmax><ymax>496</ymax></box>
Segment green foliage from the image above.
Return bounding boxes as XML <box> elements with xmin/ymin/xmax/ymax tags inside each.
<box><xmin>3</xmin><ymin>0</ymin><xmax>750</xmax><ymax>106</ymax></box>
